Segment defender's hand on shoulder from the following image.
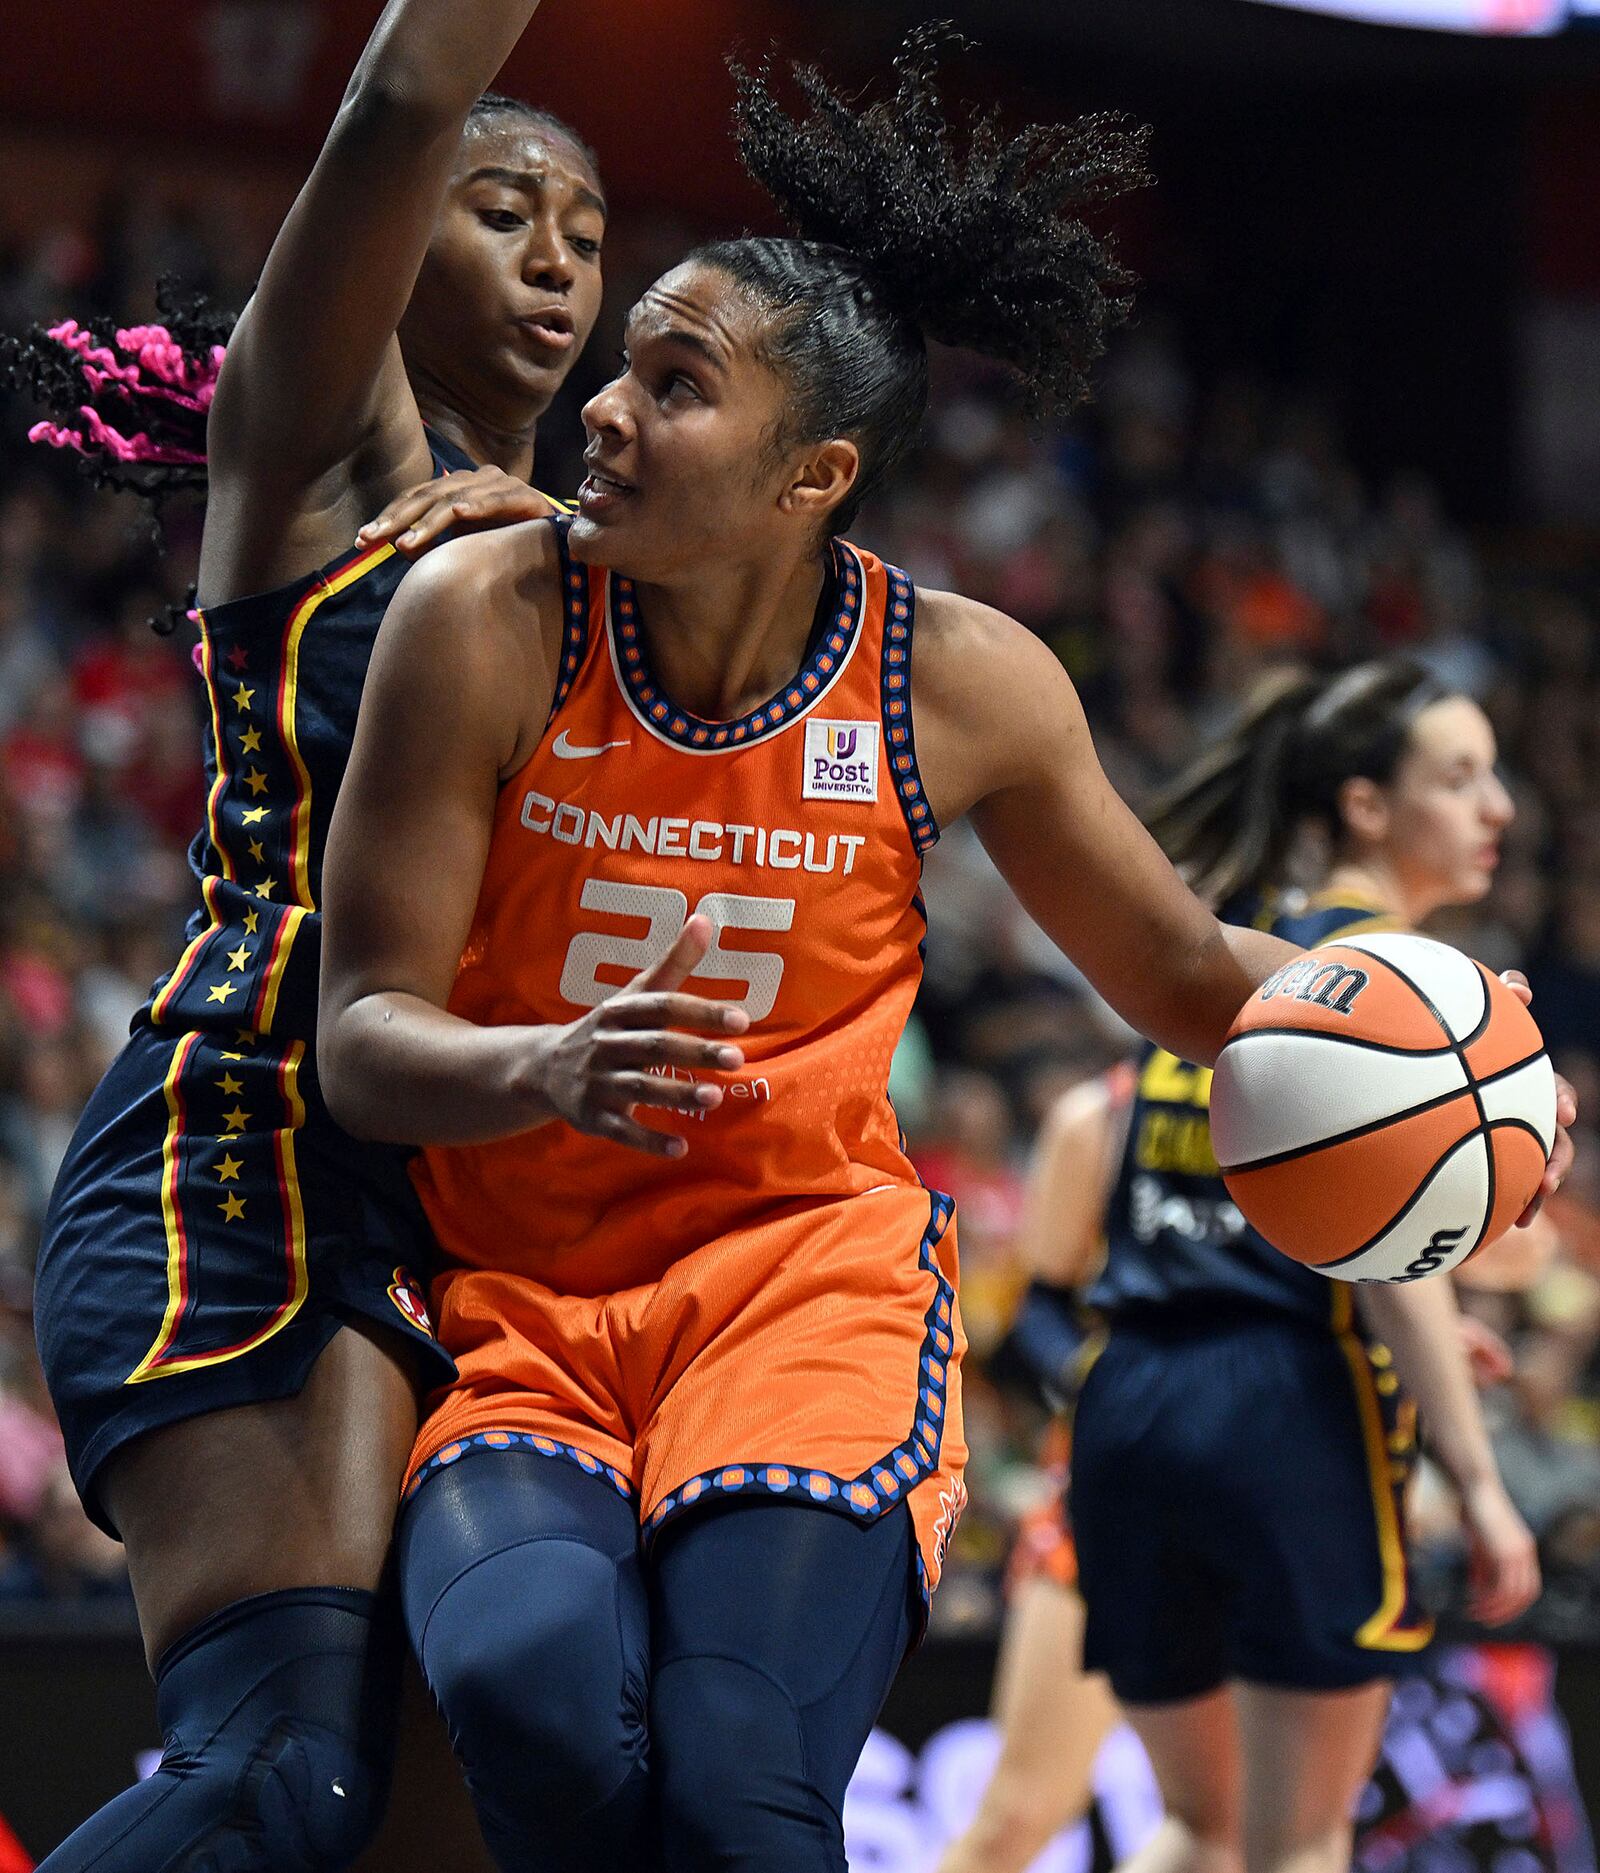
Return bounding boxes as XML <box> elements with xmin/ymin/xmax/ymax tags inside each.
<box><xmin>359</xmin><ymin>467</ymin><xmax>557</xmax><ymax>557</ymax></box>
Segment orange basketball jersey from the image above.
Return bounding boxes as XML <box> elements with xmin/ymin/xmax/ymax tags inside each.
<box><xmin>409</xmin><ymin>522</ymin><xmax>967</xmax><ymax>1595</ymax></box>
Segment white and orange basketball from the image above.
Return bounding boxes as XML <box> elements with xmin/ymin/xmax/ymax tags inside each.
<box><xmin>1211</xmin><ymin>933</ymin><xmax>1556</xmax><ymax>1283</ymax></box>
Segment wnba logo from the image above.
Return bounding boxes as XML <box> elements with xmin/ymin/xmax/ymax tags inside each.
<box><xmin>827</xmin><ymin>727</ymin><xmax>859</xmax><ymax>760</ymax></box>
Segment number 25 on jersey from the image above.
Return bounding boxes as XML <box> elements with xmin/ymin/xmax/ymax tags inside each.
<box><xmin>559</xmin><ymin>879</ymin><xmax>795</xmax><ymax>1021</ymax></box>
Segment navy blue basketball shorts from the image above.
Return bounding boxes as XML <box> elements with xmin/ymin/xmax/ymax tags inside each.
<box><xmin>35</xmin><ymin>1021</ymin><xmax>457</xmax><ymax>1536</ymax></box>
<box><xmin>1069</xmin><ymin>1307</ymin><xmax>1433</xmax><ymax>1704</ymax></box>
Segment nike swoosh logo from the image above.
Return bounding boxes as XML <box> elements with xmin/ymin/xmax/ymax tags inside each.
<box><xmin>552</xmin><ymin>730</ymin><xmax>630</xmax><ymax>759</ymax></box>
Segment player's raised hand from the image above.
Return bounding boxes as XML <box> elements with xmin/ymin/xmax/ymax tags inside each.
<box><xmin>357</xmin><ymin>466</ymin><xmax>555</xmax><ymax>557</ymax></box>
<box><xmin>536</xmin><ymin>915</ymin><xmax>750</xmax><ymax>1158</ymax></box>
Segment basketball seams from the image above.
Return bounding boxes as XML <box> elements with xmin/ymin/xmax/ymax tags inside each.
<box><xmin>1486</xmin><ymin>1116</ymin><xmax>1553</xmax><ymax>1151</ymax></box>
<box><xmin>1316</xmin><ymin>1130</ymin><xmax>1488</xmax><ymax>1271</ymax></box>
<box><xmin>1335</xmin><ymin>942</ymin><xmax>1461</xmax><ymax>1048</ymax></box>
<box><xmin>1222</xmin><ymin>940</ymin><xmax>1554</xmax><ymax>1278</ymax></box>
<box><xmin>1215</xmin><ymin>1040</ymin><xmax>1549</xmax><ymax>1177</ymax></box>
<box><xmin>1221</xmin><ymin>1026</ymin><xmax>1456</xmax><ymax>1062</ymax></box>
<box><xmin>1339</xmin><ymin>935</ymin><xmax>1494</xmax><ymax>1046</ymax></box>
<box><xmin>1334</xmin><ymin>939</ymin><xmax>1498</xmax><ymax>1254</ymax></box>
<box><xmin>1219</xmin><ymin>1082</ymin><xmax>1475</xmax><ymax>1177</ymax></box>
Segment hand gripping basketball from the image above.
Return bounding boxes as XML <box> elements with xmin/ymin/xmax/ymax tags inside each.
<box><xmin>1210</xmin><ymin>933</ymin><xmax>1561</xmax><ymax>1283</ymax></box>
<box><xmin>536</xmin><ymin>913</ymin><xmax>750</xmax><ymax>1158</ymax></box>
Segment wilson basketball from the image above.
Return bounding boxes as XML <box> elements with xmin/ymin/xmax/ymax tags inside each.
<box><xmin>1211</xmin><ymin>933</ymin><xmax>1556</xmax><ymax>1283</ymax></box>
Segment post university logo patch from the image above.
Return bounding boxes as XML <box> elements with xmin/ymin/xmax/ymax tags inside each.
<box><xmin>802</xmin><ymin>719</ymin><xmax>879</xmax><ymax>803</ymax></box>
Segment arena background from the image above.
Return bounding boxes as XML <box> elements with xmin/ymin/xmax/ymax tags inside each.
<box><xmin>1</xmin><ymin>1</ymin><xmax>1599</xmax><ymax>1865</ymax></box>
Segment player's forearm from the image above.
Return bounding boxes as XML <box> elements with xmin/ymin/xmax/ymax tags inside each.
<box><xmin>1357</xmin><ymin>1279</ymin><xmax>1503</xmax><ymax>1493</ymax></box>
<box><xmin>345</xmin><ymin>0</ymin><xmax>545</xmax><ymax>128</ymax></box>
<box><xmin>1155</xmin><ymin>922</ymin><xmax>1300</xmax><ymax>1067</ymax></box>
<box><xmin>321</xmin><ymin>992</ymin><xmax>559</xmax><ymax>1146</ymax></box>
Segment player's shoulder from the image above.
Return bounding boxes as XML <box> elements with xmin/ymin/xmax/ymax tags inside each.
<box><xmin>1270</xmin><ymin>890</ymin><xmax>1406</xmax><ymax>949</ymax></box>
<box><xmin>371</xmin><ymin>517</ymin><xmax>566</xmax><ymax>733</ymax></box>
<box><xmin>388</xmin><ymin>514</ymin><xmax>563</xmax><ymax>622</ymax></box>
<box><xmin>914</xmin><ymin>585</ymin><xmax>1033</xmax><ymax>657</ymax></box>
<box><xmin>903</xmin><ymin>588</ymin><xmax>1086</xmax><ymax>821</ymax></box>
<box><xmin>911</xmin><ymin>587</ymin><xmax>1073</xmax><ymax>717</ymax></box>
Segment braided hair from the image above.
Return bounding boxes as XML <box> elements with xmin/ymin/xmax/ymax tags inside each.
<box><xmin>2</xmin><ymin>91</ymin><xmax>591</xmax><ymax>513</ymax></box>
<box><xmin>692</xmin><ymin>24</ymin><xmax>1152</xmax><ymax>531</ymax></box>
<box><xmin>1</xmin><ymin>277</ymin><xmax>234</xmax><ymax>508</ymax></box>
<box><xmin>1146</xmin><ymin>660</ymin><xmax>1452</xmax><ymax>907</ymax></box>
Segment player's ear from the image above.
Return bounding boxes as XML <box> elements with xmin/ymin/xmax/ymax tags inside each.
<box><xmin>780</xmin><ymin>439</ymin><xmax>859</xmax><ymax>525</ymax></box>
<box><xmin>1337</xmin><ymin>775</ymin><xmax>1389</xmax><ymax>849</ymax></box>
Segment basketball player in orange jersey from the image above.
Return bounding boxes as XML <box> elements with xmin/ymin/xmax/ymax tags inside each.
<box><xmin>26</xmin><ymin>0</ymin><xmax>601</xmax><ymax>1864</ymax></box>
<box><xmin>1061</xmin><ymin>664</ymin><xmax>1549</xmax><ymax>1873</ymax></box>
<box><xmin>318</xmin><ymin>38</ymin><xmax>1573</xmax><ymax>1872</ymax></box>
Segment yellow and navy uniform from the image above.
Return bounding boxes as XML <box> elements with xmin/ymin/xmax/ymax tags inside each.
<box><xmin>1070</xmin><ymin>892</ymin><xmax>1434</xmax><ymax>1702</ymax></box>
<box><xmin>33</xmin><ymin>435</ymin><xmax>561</xmax><ymax>1533</ymax></box>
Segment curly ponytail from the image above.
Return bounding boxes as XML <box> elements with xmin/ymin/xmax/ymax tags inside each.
<box><xmin>692</xmin><ymin>23</ymin><xmax>1151</xmax><ymax>531</ymax></box>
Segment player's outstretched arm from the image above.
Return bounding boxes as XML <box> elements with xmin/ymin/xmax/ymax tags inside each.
<box><xmin>318</xmin><ymin>534</ymin><xmax>748</xmax><ymax>1153</ymax></box>
<box><xmin>915</xmin><ymin>592</ymin><xmax>1297</xmax><ymax>1067</ymax></box>
<box><xmin>210</xmin><ymin>0</ymin><xmax>549</xmax><ymax>492</ymax></box>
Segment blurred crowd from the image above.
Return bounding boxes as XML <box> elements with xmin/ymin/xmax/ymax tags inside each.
<box><xmin>0</xmin><ymin>186</ymin><xmax>1597</xmax><ymax>1636</ymax></box>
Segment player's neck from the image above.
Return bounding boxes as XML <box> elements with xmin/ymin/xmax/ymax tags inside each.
<box><xmin>1322</xmin><ymin>858</ymin><xmax>1413</xmax><ymax>927</ymax></box>
<box><xmin>631</xmin><ymin>551</ymin><xmax>829</xmax><ymax>724</ymax></box>
<box><xmin>410</xmin><ymin>385</ymin><xmax>538</xmax><ymax>482</ymax></box>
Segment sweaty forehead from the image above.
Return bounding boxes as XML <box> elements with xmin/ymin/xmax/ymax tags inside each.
<box><xmin>458</xmin><ymin>119</ymin><xmax>605</xmax><ymax>209</ymax></box>
<box><xmin>628</xmin><ymin>267</ymin><xmax>757</xmax><ymax>362</ymax></box>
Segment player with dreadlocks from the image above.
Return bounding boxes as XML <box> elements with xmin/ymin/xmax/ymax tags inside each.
<box><xmin>22</xmin><ymin>3</ymin><xmax>603</xmax><ymax>1868</ymax></box>
<box><xmin>307</xmin><ymin>30</ymin><xmax>1495</xmax><ymax>1871</ymax></box>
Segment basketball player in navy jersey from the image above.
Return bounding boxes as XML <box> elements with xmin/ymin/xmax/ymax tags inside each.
<box><xmin>1068</xmin><ymin>664</ymin><xmax>1546</xmax><ymax>1873</ymax></box>
<box><xmin>28</xmin><ymin>2</ymin><xmax>602</xmax><ymax>1866</ymax></box>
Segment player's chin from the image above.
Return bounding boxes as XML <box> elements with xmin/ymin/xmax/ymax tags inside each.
<box><xmin>566</xmin><ymin>504</ymin><xmax>630</xmax><ymax>565</ymax></box>
<box><xmin>1455</xmin><ymin>861</ymin><xmax>1497</xmax><ymax>903</ymax></box>
<box><xmin>496</xmin><ymin>347</ymin><xmax>570</xmax><ymax>413</ymax></box>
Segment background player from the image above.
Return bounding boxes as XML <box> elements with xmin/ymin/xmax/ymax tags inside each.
<box><xmin>316</xmin><ymin>40</ymin><xmax>1573</xmax><ymax>1873</ymax></box>
<box><xmin>1069</xmin><ymin>662</ymin><xmax>1545</xmax><ymax>1873</ymax></box>
<box><xmin>23</xmin><ymin>0</ymin><xmax>603</xmax><ymax>1866</ymax></box>
<box><xmin>936</xmin><ymin>1070</ymin><xmax>1128</xmax><ymax>1873</ymax></box>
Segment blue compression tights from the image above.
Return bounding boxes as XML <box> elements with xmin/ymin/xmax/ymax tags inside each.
<box><xmin>37</xmin><ymin>1587</ymin><xmax>400</xmax><ymax>1872</ymax></box>
<box><xmin>399</xmin><ymin>1451</ymin><xmax>917</xmax><ymax>1872</ymax></box>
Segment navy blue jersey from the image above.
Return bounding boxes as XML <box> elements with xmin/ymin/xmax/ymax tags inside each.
<box><xmin>144</xmin><ymin>436</ymin><xmax>564</xmax><ymax>1047</ymax></box>
<box><xmin>1088</xmin><ymin>892</ymin><xmax>1402</xmax><ymax>1330</ymax></box>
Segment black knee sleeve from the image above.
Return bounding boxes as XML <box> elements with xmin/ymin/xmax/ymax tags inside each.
<box><xmin>39</xmin><ymin>1587</ymin><xmax>401</xmax><ymax>1873</ymax></box>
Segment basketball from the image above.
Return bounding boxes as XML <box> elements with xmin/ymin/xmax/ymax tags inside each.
<box><xmin>1211</xmin><ymin>933</ymin><xmax>1557</xmax><ymax>1283</ymax></box>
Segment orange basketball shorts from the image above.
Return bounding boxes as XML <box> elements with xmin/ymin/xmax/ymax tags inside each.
<box><xmin>405</xmin><ymin>1185</ymin><xmax>968</xmax><ymax>1601</ymax></box>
